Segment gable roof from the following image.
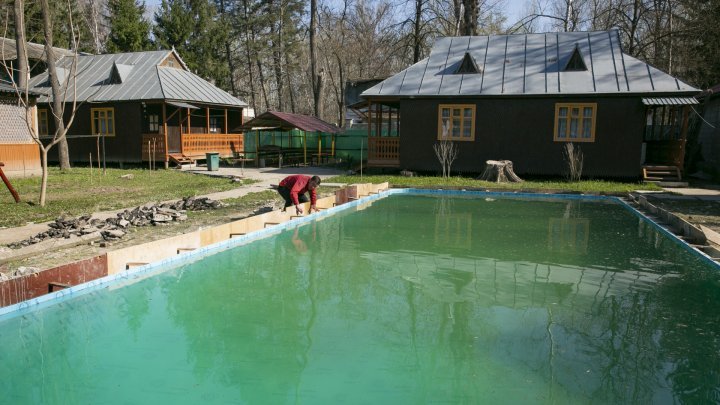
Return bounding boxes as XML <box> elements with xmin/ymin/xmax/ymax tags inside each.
<box><xmin>28</xmin><ymin>50</ymin><xmax>247</xmax><ymax>107</ymax></box>
<box><xmin>0</xmin><ymin>37</ymin><xmax>77</xmax><ymax>61</ymax></box>
<box><xmin>0</xmin><ymin>82</ymin><xmax>41</xmax><ymax>96</ymax></box>
<box><xmin>362</xmin><ymin>30</ymin><xmax>699</xmax><ymax>98</ymax></box>
<box><xmin>241</xmin><ymin>110</ymin><xmax>341</xmax><ymax>133</ymax></box>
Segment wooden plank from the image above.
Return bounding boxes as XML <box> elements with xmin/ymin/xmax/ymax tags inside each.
<box><xmin>0</xmin><ymin>143</ymin><xmax>41</xmax><ymax>176</ymax></box>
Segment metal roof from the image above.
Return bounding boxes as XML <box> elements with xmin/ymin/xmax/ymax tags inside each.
<box><xmin>27</xmin><ymin>50</ymin><xmax>247</xmax><ymax>107</ymax></box>
<box><xmin>642</xmin><ymin>97</ymin><xmax>698</xmax><ymax>105</ymax></box>
<box><xmin>362</xmin><ymin>30</ymin><xmax>699</xmax><ymax>98</ymax></box>
<box><xmin>0</xmin><ymin>37</ymin><xmax>76</xmax><ymax>61</ymax></box>
<box><xmin>241</xmin><ymin>111</ymin><xmax>341</xmax><ymax>133</ymax></box>
<box><xmin>0</xmin><ymin>82</ymin><xmax>41</xmax><ymax>96</ymax></box>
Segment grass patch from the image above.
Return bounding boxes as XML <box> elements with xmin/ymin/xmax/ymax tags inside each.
<box><xmin>0</xmin><ymin>168</ymin><xmax>255</xmax><ymax>228</ymax></box>
<box><xmin>326</xmin><ymin>175</ymin><xmax>662</xmax><ymax>194</ymax></box>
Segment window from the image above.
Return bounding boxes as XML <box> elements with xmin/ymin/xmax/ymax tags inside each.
<box><xmin>554</xmin><ymin>103</ymin><xmax>596</xmax><ymax>142</ymax></box>
<box><xmin>91</xmin><ymin>107</ymin><xmax>115</xmax><ymax>137</ymax></box>
<box><xmin>438</xmin><ymin>104</ymin><xmax>475</xmax><ymax>141</ymax></box>
<box><xmin>564</xmin><ymin>45</ymin><xmax>588</xmax><ymax>71</ymax></box>
<box><xmin>455</xmin><ymin>53</ymin><xmax>480</xmax><ymax>74</ymax></box>
<box><xmin>209</xmin><ymin>117</ymin><xmax>220</xmax><ymax>133</ymax></box>
<box><xmin>148</xmin><ymin>114</ymin><xmax>159</xmax><ymax>132</ymax></box>
<box><xmin>38</xmin><ymin>109</ymin><xmax>49</xmax><ymax>136</ymax></box>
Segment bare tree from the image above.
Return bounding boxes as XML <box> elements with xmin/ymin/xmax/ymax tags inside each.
<box><xmin>434</xmin><ymin>123</ymin><xmax>459</xmax><ymax>178</ymax></box>
<box><xmin>38</xmin><ymin>0</ymin><xmax>80</xmax><ymax>204</ymax></box>
<box><xmin>563</xmin><ymin>142</ymin><xmax>584</xmax><ymax>181</ymax></box>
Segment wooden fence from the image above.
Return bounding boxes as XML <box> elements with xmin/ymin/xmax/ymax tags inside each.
<box><xmin>367</xmin><ymin>137</ymin><xmax>400</xmax><ymax>167</ymax></box>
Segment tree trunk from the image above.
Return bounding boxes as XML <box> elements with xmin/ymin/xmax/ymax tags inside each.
<box><xmin>478</xmin><ymin>160</ymin><xmax>523</xmax><ymax>182</ymax></box>
<box><xmin>461</xmin><ymin>0</ymin><xmax>478</xmax><ymax>36</ymax></box>
<box><xmin>39</xmin><ymin>149</ymin><xmax>49</xmax><ymax>206</ymax></box>
<box><xmin>241</xmin><ymin>0</ymin><xmax>257</xmax><ymax>113</ymax></box>
<box><xmin>13</xmin><ymin>0</ymin><xmax>28</xmax><ymax>90</ymax></box>
<box><xmin>41</xmin><ymin>0</ymin><xmax>71</xmax><ymax>172</ymax></box>
<box><xmin>413</xmin><ymin>0</ymin><xmax>422</xmax><ymax>63</ymax></box>
<box><xmin>310</xmin><ymin>0</ymin><xmax>323</xmax><ymax>118</ymax></box>
<box><xmin>41</xmin><ymin>0</ymin><xmax>71</xmax><ymax>170</ymax></box>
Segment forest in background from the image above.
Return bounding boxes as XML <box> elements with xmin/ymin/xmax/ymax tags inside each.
<box><xmin>2</xmin><ymin>0</ymin><xmax>719</xmax><ymax>126</ymax></box>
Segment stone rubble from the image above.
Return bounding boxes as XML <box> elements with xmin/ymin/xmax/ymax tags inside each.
<box><xmin>7</xmin><ymin>196</ymin><xmax>226</xmax><ymax>249</ymax></box>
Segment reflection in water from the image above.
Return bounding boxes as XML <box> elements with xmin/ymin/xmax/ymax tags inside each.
<box><xmin>0</xmin><ymin>195</ymin><xmax>718</xmax><ymax>403</ymax></box>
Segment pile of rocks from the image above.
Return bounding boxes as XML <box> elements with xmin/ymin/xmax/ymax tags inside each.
<box><xmin>0</xmin><ymin>266</ymin><xmax>40</xmax><ymax>281</ymax></box>
<box><xmin>8</xmin><ymin>196</ymin><xmax>225</xmax><ymax>249</ymax></box>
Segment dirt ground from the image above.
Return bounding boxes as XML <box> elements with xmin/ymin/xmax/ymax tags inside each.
<box><xmin>0</xmin><ymin>198</ymin><xmax>281</xmax><ymax>274</ymax></box>
<box><xmin>645</xmin><ymin>197</ymin><xmax>720</xmax><ymax>234</ymax></box>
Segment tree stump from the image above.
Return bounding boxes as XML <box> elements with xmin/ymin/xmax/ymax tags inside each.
<box><xmin>478</xmin><ymin>160</ymin><xmax>523</xmax><ymax>183</ymax></box>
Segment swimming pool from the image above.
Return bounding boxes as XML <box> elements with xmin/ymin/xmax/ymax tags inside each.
<box><xmin>1</xmin><ymin>191</ymin><xmax>719</xmax><ymax>403</ymax></box>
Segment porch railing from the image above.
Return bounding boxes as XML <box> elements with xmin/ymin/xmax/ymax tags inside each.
<box><xmin>182</xmin><ymin>134</ymin><xmax>244</xmax><ymax>157</ymax></box>
<box><xmin>367</xmin><ymin>136</ymin><xmax>400</xmax><ymax>167</ymax></box>
<box><xmin>141</xmin><ymin>134</ymin><xmax>167</xmax><ymax>161</ymax></box>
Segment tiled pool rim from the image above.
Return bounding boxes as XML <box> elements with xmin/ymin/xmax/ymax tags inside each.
<box><xmin>2</xmin><ymin>188</ymin><xmax>717</xmax><ymax>321</ymax></box>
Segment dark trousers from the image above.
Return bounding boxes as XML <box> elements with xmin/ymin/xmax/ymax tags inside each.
<box><xmin>278</xmin><ymin>186</ymin><xmax>309</xmax><ymax>208</ymax></box>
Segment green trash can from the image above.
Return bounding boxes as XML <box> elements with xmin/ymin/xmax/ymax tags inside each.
<box><xmin>206</xmin><ymin>152</ymin><xmax>220</xmax><ymax>171</ymax></box>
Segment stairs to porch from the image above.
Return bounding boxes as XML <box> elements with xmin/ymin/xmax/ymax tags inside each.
<box><xmin>642</xmin><ymin>165</ymin><xmax>688</xmax><ymax>186</ymax></box>
<box><xmin>169</xmin><ymin>153</ymin><xmax>195</xmax><ymax>167</ymax></box>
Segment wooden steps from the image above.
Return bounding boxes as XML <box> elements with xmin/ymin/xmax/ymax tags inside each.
<box><xmin>169</xmin><ymin>153</ymin><xmax>195</xmax><ymax>167</ymax></box>
<box><xmin>642</xmin><ymin>165</ymin><xmax>682</xmax><ymax>182</ymax></box>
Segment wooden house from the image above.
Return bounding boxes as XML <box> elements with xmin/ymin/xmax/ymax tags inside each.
<box><xmin>0</xmin><ymin>83</ymin><xmax>41</xmax><ymax>177</ymax></box>
<box><xmin>28</xmin><ymin>49</ymin><xmax>247</xmax><ymax>167</ymax></box>
<box><xmin>360</xmin><ymin>30</ymin><xmax>699</xmax><ymax>179</ymax></box>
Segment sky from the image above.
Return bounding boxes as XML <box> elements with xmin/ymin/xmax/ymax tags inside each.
<box><xmin>142</xmin><ymin>0</ymin><xmax>533</xmax><ymax>32</ymax></box>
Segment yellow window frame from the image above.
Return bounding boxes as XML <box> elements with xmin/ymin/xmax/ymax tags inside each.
<box><xmin>38</xmin><ymin>108</ymin><xmax>49</xmax><ymax>136</ymax></box>
<box><xmin>438</xmin><ymin>104</ymin><xmax>476</xmax><ymax>141</ymax></box>
<box><xmin>553</xmin><ymin>103</ymin><xmax>596</xmax><ymax>142</ymax></box>
<box><xmin>91</xmin><ymin>107</ymin><xmax>116</xmax><ymax>137</ymax></box>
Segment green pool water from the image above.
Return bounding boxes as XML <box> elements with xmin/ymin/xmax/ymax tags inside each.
<box><xmin>1</xmin><ymin>194</ymin><xmax>719</xmax><ymax>404</ymax></box>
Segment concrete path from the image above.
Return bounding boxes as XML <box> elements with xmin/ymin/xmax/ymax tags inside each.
<box><xmin>0</xmin><ymin>166</ymin><xmax>345</xmax><ymax>247</ymax></box>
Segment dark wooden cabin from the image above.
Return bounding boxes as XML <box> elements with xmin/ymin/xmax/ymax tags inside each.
<box><xmin>29</xmin><ymin>50</ymin><xmax>247</xmax><ymax>167</ymax></box>
<box><xmin>361</xmin><ymin>30</ymin><xmax>699</xmax><ymax>180</ymax></box>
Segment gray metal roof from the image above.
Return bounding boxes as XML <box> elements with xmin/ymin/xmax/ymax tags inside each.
<box><xmin>642</xmin><ymin>97</ymin><xmax>698</xmax><ymax>105</ymax></box>
<box><xmin>28</xmin><ymin>50</ymin><xmax>247</xmax><ymax>107</ymax></box>
<box><xmin>0</xmin><ymin>37</ymin><xmax>76</xmax><ymax>61</ymax></box>
<box><xmin>0</xmin><ymin>82</ymin><xmax>41</xmax><ymax>96</ymax></box>
<box><xmin>362</xmin><ymin>30</ymin><xmax>699</xmax><ymax>98</ymax></box>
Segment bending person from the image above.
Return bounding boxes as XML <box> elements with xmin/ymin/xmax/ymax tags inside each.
<box><xmin>277</xmin><ymin>175</ymin><xmax>321</xmax><ymax>215</ymax></box>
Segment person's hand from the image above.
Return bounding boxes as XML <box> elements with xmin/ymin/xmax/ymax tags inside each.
<box><xmin>295</xmin><ymin>204</ymin><xmax>303</xmax><ymax>215</ymax></box>
<box><xmin>310</xmin><ymin>204</ymin><xmax>318</xmax><ymax>213</ymax></box>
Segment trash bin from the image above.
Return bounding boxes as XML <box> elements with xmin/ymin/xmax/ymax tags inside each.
<box><xmin>206</xmin><ymin>152</ymin><xmax>220</xmax><ymax>171</ymax></box>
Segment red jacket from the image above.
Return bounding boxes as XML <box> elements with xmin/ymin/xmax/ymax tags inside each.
<box><xmin>279</xmin><ymin>175</ymin><xmax>317</xmax><ymax>205</ymax></box>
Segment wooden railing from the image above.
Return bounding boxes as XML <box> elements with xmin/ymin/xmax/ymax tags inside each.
<box><xmin>182</xmin><ymin>134</ymin><xmax>244</xmax><ymax>157</ymax></box>
<box><xmin>367</xmin><ymin>137</ymin><xmax>400</xmax><ymax>167</ymax></box>
<box><xmin>141</xmin><ymin>134</ymin><xmax>167</xmax><ymax>161</ymax></box>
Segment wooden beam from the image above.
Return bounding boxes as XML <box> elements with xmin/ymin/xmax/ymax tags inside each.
<box><xmin>162</xmin><ymin>103</ymin><xmax>169</xmax><ymax>167</ymax></box>
<box><xmin>0</xmin><ymin>162</ymin><xmax>20</xmax><ymax>203</ymax></box>
<box><xmin>206</xmin><ymin>107</ymin><xmax>211</xmax><ymax>134</ymax></box>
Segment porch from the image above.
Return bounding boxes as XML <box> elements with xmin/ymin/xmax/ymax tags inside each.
<box><xmin>141</xmin><ymin>101</ymin><xmax>245</xmax><ymax>166</ymax></box>
<box><xmin>142</xmin><ymin>133</ymin><xmax>244</xmax><ymax>165</ymax></box>
<box><xmin>641</xmin><ymin>97</ymin><xmax>698</xmax><ymax>182</ymax></box>
<box><xmin>358</xmin><ymin>100</ymin><xmax>400</xmax><ymax>168</ymax></box>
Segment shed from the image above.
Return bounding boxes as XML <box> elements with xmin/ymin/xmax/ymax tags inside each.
<box><xmin>240</xmin><ymin>111</ymin><xmax>341</xmax><ymax>167</ymax></box>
